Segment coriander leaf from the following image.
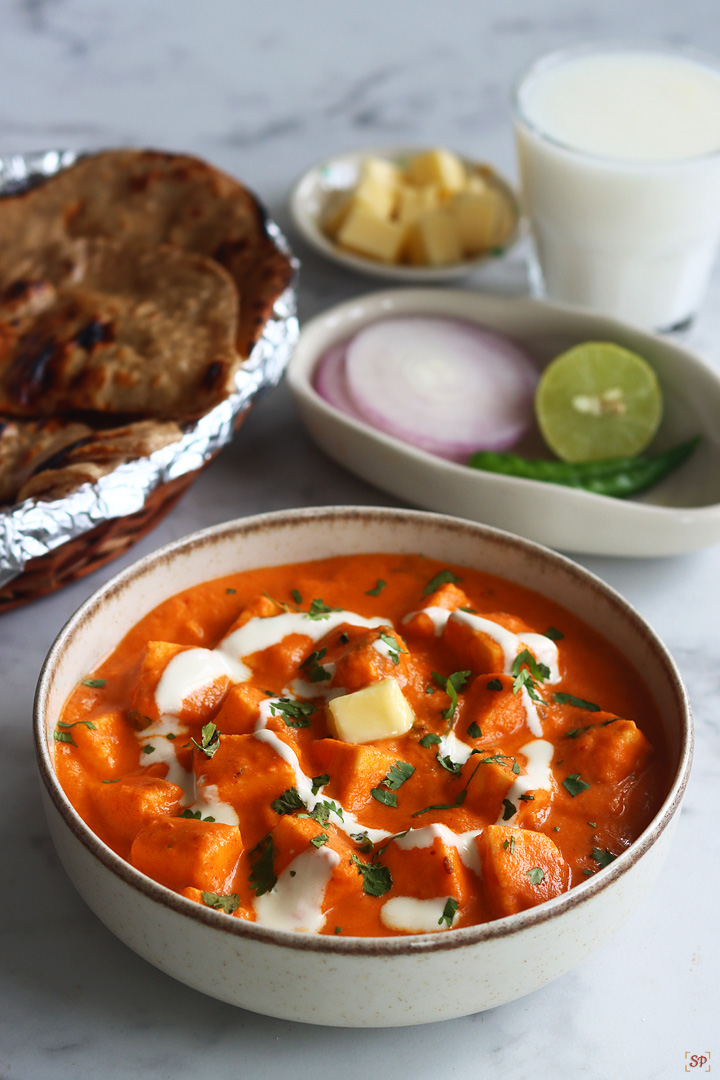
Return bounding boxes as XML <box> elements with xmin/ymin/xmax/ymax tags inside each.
<box><xmin>436</xmin><ymin>753</ymin><xmax>463</xmax><ymax>776</ymax></box>
<box><xmin>459</xmin><ymin>606</ymin><xmax>478</xmax><ymax>614</ymax></box>
<box><xmin>142</xmin><ymin>745</ymin><xmax>155</xmax><ymax>755</ymax></box>
<box><xmin>311</xmin><ymin>832</ymin><xmax>329</xmax><ymax>848</ymax></box>
<box><xmin>412</xmin><ymin>760</ymin><xmax>482</xmax><ymax>817</ymax></box>
<box><xmin>591</xmin><ymin>848</ymin><xmax>617</xmax><ymax>868</ymax></box>
<box><xmin>271</xmin><ymin>787</ymin><xmax>307</xmax><ymax>815</ymax></box>
<box><xmin>101</xmin><ymin>778</ymin><xmax>121</xmax><ymax>784</ymax></box>
<box><xmin>432</xmin><ymin>669</ymin><xmax>471</xmax><ymax>722</ymax></box>
<box><xmin>57</xmin><ymin>719</ymin><xmax>98</xmax><ymax>731</ymax></box>
<box><xmin>339</xmin><ymin>632</ymin><xmax>349</xmax><ymax>645</ymax></box>
<box><xmin>371</xmin><ymin>787</ymin><xmax>398</xmax><ymax>808</ymax></box>
<box><xmin>263</xmin><ymin>590</ymin><xmax>291</xmax><ymax>611</ymax></box>
<box><xmin>383</xmin><ymin>760</ymin><xmax>415</xmax><ymax>790</ymax></box>
<box><xmin>372</xmin><ymin>829</ymin><xmax>410</xmax><ymax>862</ymax></box>
<box><xmin>553</xmin><ymin>692</ymin><xmax>601</xmax><ymax>712</ymax></box>
<box><xmin>502</xmin><ymin>798</ymin><xmax>516</xmax><ymax>821</ymax></box>
<box><xmin>226</xmin><ymin>587</ymin><xmax>236</xmax><ymax>595</ymax></box>
<box><xmin>300</xmin><ymin>648</ymin><xmax>332</xmax><ymax>682</ymax></box>
<box><xmin>307</xmin><ymin>598</ymin><xmax>341</xmax><ymax>620</ymax></box>
<box><xmin>503</xmin><ymin>836</ymin><xmax>516</xmax><ymax>854</ymax></box>
<box><xmin>422</xmin><ymin>569</ymin><xmax>462</xmax><ymax>596</ymax></box>
<box><xmin>81</xmin><ymin>678</ymin><xmax>106</xmax><ymax>688</ymax></box>
<box><xmin>311</xmin><ymin>774</ymin><xmax>330</xmax><ymax>795</ymax></box>
<box><xmin>486</xmin><ymin>679</ymin><xmax>503</xmax><ymax>691</ymax></box>
<box><xmin>511</xmin><ymin>649</ymin><xmax>549</xmax><ymax>704</ymax></box>
<box><xmin>166</xmin><ymin>732</ymin><xmax>176</xmax><ymax>741</ymax></box>
<box><xmin>291</xmin><ymin>589</ymin><xmax>303</xmax><ymax>605</ymax></box>
<box><xmin>351</xmin><ymin>831</ymin><xmax>373</xmax><ymax>853</ymax></box>
<box><xmin>564</xmin><ymin>723</ymin><xmax>596</xmax><ymax>739</ymax></box>
<box><xmin>351</xmin><ymin>854</ymin><xmax>392</xmax><ymax>897</ymax></box>
<box><xmin>53</xmin><ymin>730</ymin><xmax>76</xmax><ymax>746</ymax></box>
<box><xmin>249</xmin><ymin>835</ymin><xmax>276</xmax><ymax>897</ymax></box>
<box><xmin>467</xmin><ymin>721</ymin><xmax>482</xmax><ymax>739</ymax></box>
<box><xmin>563</xmin><ymin>773</ymin><xmax>591</xmax><ymax>797</ymax></box>
<box><xmin>378</xmin><ymin>631</ymin><xmax>406</xmax><ymax>666</ymax></box>
<box><xmin>190</xmin><ymin>721</ymin><xmax>221</xmax><ymax>758</ymax></box>
<box><xmin>365</xmin><ymin>579</ymin><xmax>387</xmax><ymax>596</ymax></box>
<box><xmin>588</xmin><ymin>821</ymin><xmax>597</xmax><ymax>828</ymax></box>
<box><xmin>419</xmin><ymin>732</ymin><xmax>442</xmax><ymax>747</ymax></box>
<box><xmin>526</xmin><ymin>867</ymin><xmax>545</xmax><ymax>885</ymax></box>
<box><xmin>201</xmin><ymin>891</ymin><xmax>240</xmax><ymax>914</ymax></box>
<box><xmin>438</xmin><ymin>898</ymin><xmax>459</xmax><ymax>928</ymax></box>
<box><xmin>334</xmin><ymin>926</ymin><xmax>342</xmax><ymax>934</ymax></box>
<box><xmin>583</xmin><ymin>868</ymin><xmax>594</xmax><ymax>876</ymax></box>
<box><xmin>179</xmin><ymin>808</ymin><xmax>201</xmax><ymax>819</ymax></box>
<box><xmin>269</xmin><ymin>699</ymin><xmax>315</xmax><ymax>727</ymax></box>
<box><xmin>425</xmin><ymin>685</ymin><xmax>436</xmax><ymax>695</ymax></box>
<box><xmin>518</xmin><ymin>793</ymin><xmax>535</xmax><ymax>803</ymax></box>
<box><xmin>308</xmin><ymin>799</ymin><xmax>344</xmax><ymax>824</ymax></box>
<box><xmin>544</xmin><ymin>626</ymin><xmax>564</xmax><ymax>641</ymax></box>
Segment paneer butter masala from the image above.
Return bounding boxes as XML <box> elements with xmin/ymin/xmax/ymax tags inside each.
<box><xmin>55</xmin><ymin>555</ymin><xmax>668</xmax><ymax>936</ymax></box>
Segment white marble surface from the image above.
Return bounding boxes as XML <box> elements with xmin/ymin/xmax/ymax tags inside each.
<box><xmin>1</xmin><ymin>2</ymin><xmax>718</xmax><ymax>1077</ymax></box>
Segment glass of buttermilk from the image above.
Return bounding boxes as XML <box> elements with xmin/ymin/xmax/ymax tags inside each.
<box><xmin>513</xmin><ymin>44</ymin><xmax>720</xmax><ymax>330</ymax></box>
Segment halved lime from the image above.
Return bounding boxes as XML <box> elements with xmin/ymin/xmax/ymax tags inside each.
<box><xmin>535</xmin><ymin>342</ymin><xmax>663</xmax><ymax>463</ymax></box>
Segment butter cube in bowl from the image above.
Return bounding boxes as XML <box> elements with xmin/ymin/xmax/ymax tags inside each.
<box><xmin>290</xmin><ymin>145</ymin><xmax>520</xmax><ymax>281</ymax></box>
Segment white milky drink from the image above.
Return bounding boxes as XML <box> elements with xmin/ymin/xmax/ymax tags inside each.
<box><xmin>514</xmin><ymin>46</ymin><xmax>720</xmax><ymax>329</ymax></box>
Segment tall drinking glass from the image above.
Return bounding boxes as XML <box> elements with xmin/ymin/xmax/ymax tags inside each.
<box><xmin>513</xmin><ymin>44</ymin><xmax>720</xmax><ymax>330</ymax></box>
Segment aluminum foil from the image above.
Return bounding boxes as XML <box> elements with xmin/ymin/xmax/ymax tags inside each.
<box><xmin>0</xmin><ymin>150</ymin><xmax>299</xmax><ymax>589</ymax></box>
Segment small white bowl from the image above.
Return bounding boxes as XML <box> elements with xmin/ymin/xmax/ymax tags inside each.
<box><xmin>35</xmin><ymin>507</ymin><xmax>692</xmax><ymax>1026</ymax></box>
<box><xmin>289</xmin><ymin>146</ymin><xmax>520</xmax><ymax>282</ymax></box>
<box><xmin>287</xmin><ymin>289</ymin><xmax>720</xmax><ymax>557</ymax></box>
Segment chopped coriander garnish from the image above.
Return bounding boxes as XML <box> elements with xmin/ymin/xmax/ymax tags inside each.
<box><xmin>311</xmin><ymin>774</ymin><xmax>330</xmax><ymax>795</ymax></box>
<box><xmin>419</xmin><ymin>732</ymin><xmax>442</xmax><ymax>748</ymax></box>
<box><xmin>436</xmin><ymin>753</ymin><xmax>463</xmax><ymax>776</ymax></box>
<box><xmin>459</xmin><ymin>606</ymin><xmax>478</xmax><ymax>614</ymax></box>
<box><xmin>263</xmin><ymin>590</ymin><xmax>290</xmax><ymax>611</ymax></box>
<box><xmin>190</xmin><ymin>721</ymin><xmax>221</xmax><ymax>758</ymax></box>
<box><xmin>371</xmin><ymin>829</ymin><xmax>409</xmax><ymax>862</ymax></box>
<box><xmin>511</xmin><ymin>650</ymin><xmax>549</xmax><ymax>704</ymax></box>
<box><xmin>467</xmin><ymin>721</ymin><xmax>482</xmax><ymax>739</ymax></box>
<box><xmin>502</xmin><ymin>798</ymin><xmax>516</xmax><ymax>821</ymax></box>
<box><xmin>271</xmin><ymin>786</ymin><xmax>307</xmax><ymax>815</ymax></box>
<box><xmin>307</xmin><ymin>598</ymin><xmax>341</xmax><ymax>620</ymax></box>
<box><xmin>553</xmin><ymin>692</ymin><xmax>600</xmax><ymax>712</ymax></box>
<box><xmin>412</xmin><ymin>760</ymin><xmax>482</xmax><ymax>817</ymax></box>
<box><xmin>53</xmin><ymin>731</ymin><xmax>76</xmax><ymax>746</ymax></box>
<box><xmin>226</xmin><ymin>587</ymin><xmax>237</xmax><ymax>595</ymax></box>
<box><xmin>351</xmin><ymin>854</ymin><xmax>392</xmax><ymax>897</ymax></box>
<box><xmin>81</xmin><ymin>678</ymin><xmax>106</xmax><ymax>688</ymax></box>
<box><xmin>526</xmin><ymin>867</ymin><xmax>545</xmax><ymax>885</ymax></box>
<box><xmin>55</xmin><ymin>719</ymin><xmax>98</xmax><ymax>746</ymax></box>
<box><xmin>486</xmin><ymin>679</ymin><xmax>503</xmax><ymax>691</ymax></box>
<box><xmin>365</xmin><ymin>579</ymin><xmax>387</xmax><ymax>596</ymax></box>
<box><xmin>166</xmin><ymin>732</ymin><xmax>176</xmax><ymax>741</ymax></box>
<box><xmin>339</xmin><ymin>632</ymin><xmax>349</xmax><ymax>645</ymax></box>
<box><xmin>201</xmin><ymin>891</ymin><xmax>240</xmax><ymax>914</ymax></box>
<box><xmin>425</xmin><ymin>685</ymin><xmax>436</xmax><ymax>694</ymax></box>
<box><xmin>303</xmin><ymin>799</ymin><xmax>344</xmax><ymax>825</ymax></box>
<box><xmin>422</xmin><ymin>569</ymin><xmax>462</xmax><ymax>596</ymax></box>
<box><xmin>249</xmin><ymin>835</ymin><xmax>276</xmax><ymax>897</ymax></box>
<box><xmin>378</xmin><ymin>631</ymin><xmax>406</xmax><ymax>666</ymax></box>
<box><xmin>438</xmin><ymin>898</ymin><xmax>459</xmax><ymax>927</ymax></box>
<box><xmin>544</xmin><ymin>626</ymin><xmax>564</xmax><ymax>641</ymax></box>
<box><xmin>178</xmin><ymin>808</ymin><xmax>215</xmax><ymax>822</ymax></box>
<box><xmin>583</xmin><ymin>868</ymin><xmax>594</xmax><ymax>876</ymax></box>
<box><xmin>142</xmin><ymin>745</ymin><xmax>155</xmax><ymax>755</ymax></box>
<box><xmin>351</xmin><ymin>831</ymin><xmax>373</xmax><ymax>854</ymax></box>
<box><xmin>591</xmin><ymin>848</ymin><xmax>617</xmax><ymax>868</ymax></box>
<box><xmin>300</xmin><ymin>648</ymin><xmax>332</xmax><ymax>682</ymax></box>
<box><xmin>480</xmin><ymin>753</ymin><xmax>520</xmax><ymax>775</ymax></box>
<box><xmin>269</xmin><ymin>699</ymin><xmax>315</xmax><ymax>727</ymax></box>
<box><xmin>553</xmin><ymin>826</ymin><xmax>560</xmax><ymax>832</ymax></box>
<box><xmin>127</xmin><ymin>709</ymin><xmax>153</xmax><ymax>730</ymax></box>
<box><xmin>563</xmin><ymin>773</ymin><xmax>591</xmax><ymax>797</ymax></box>
<box><xmin>383</xmin><ymin>761</ymin><xmax>415</xmax><ymax>790</ymax></box>
<box><xmin>431</xmin><ymin>669</ymin><xmax>471</xmax><ymax>722</ymax></box>
<box><xmin>587</xmin><ymin>821</ymin><xmax>597</xmax><ymax>828</ymax></box>
<box><xmin>503</xmin><ymin>836</ymin><xmax>516</xmax><ymax>854</ymax></box>
<box><xmin>518</xmin><ymin>793</ymin><xmax>535</xmax><ymax>803</ymax></box>
<box><xmin>289</xmin><ymin>870</ymin><xmax>296</xmax><ymax>877</ymax></box>
<box><xmin>370</xmin><ymin>787</ymin><xmax>398</xmax><ymax>808</ymax></box>
<box><xmin>101</xmin><ymin>778</ymin><xmax>121</xmax><ymax>784</ymax></box>
<box><xmin>291</xmin><ymin>589</ymin><xmax>303</xmax><ymax>605</ymax></box>
<box><xmin>564</xmin><ymin>723</ymin><xmax>596</xmax><ymax>739</ymax></box>
<box><xmin>335</xmin><ymin>926</ymin><xmax>342</xmax><ymax>934</ymax></box>
<box><xmin>311</xmin><ymin>832</ymin><xmax>329</xmax><ymax>848</ymax></box>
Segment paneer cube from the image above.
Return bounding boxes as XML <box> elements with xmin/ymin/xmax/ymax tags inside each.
<box><xmin>476</xmin><ymin>826</ymin><xmax>570</xmax><ymax>918</ymax></box>
<box><xmin>406</xmin><ymin>148</ymin><xmax>467</xmax><ymax>193</ymax></box>
<box><xmin>565</xmin><ymin>717</ymin><xmax>651</xmax><ymax>785</ymax></box>
<box><xmin>212</xmin><ymin>683</ymin><xmax>267</xmax><ymax>735</ymax></box>
<box><xmin>194</xmin><ymin>733</ymin><xmax>298</xmax><ymax>836</ymax></box>
<box><xmin>91</xmin><ymin>773</ymin><xmax>184</xmax><ymax>850</ymax></box>
<box><xmin>442</xmin><ymin>610</ymin><xmax>529</xmax><ymax>674</ymax></box>
<box><xmin>313</xmin><ymin>737</ymin><xmax>398</xmax><ymax>810</ymax></box>
<box><xmin>337</xmin><ymin>205</ymin><xmax>406</xmax><ymax>263</ymax></box>
<box><xmin>405</xmin><ymin>208</ymin><xmax>462</xmax><ymax>266</ymax></box>
<box><xmin>327</xmin><ymin>678</ymin><xmax>415</xmax><ymax>744</ymax></box>
<box><xmin>332</xmin><ymin>627</ymin><xmax>409</xmax><ymax>692</ymax></box>
<box><xmin>131</xmin><ymin>818</ymin><xmax>243</xmax><ymax>894</ymax></box>
<box><xmin>462</xmin><ymin>749</ymin><xmax>517</xmax><ymax>820</ymax></box>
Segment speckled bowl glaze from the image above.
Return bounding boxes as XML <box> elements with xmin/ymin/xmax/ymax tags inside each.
<box><xmin>34</xmin><ymin>507</ymin><xmax>692</xmax><ymax>1027</ymax></box>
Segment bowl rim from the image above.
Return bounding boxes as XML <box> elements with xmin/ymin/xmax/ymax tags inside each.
<box><xmin>34</xmin><ymin>505</ymin><xmax>693</xmax><ymax>956</ymax></box>
<box><xmin>288</xmin><ymin>144</ymin><xmax>521</xmax><ymax>282</ymax></box>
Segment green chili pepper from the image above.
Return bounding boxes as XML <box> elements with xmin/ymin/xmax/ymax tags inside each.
<box><xmin>467</xmin><ymin>436</ymin><xmax>700</xmax><ymax>498</ymax></box>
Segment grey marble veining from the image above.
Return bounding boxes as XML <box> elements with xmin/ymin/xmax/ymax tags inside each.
<box><xmin>1</xmin><ymin>2</ymin><xmax>719</xmax><ymax>1078</ymax></box>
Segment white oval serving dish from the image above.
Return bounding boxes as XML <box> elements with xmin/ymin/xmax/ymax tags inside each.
<box><xmin>287</xmin><ymin>290</ymin><xmax>720</xmax><ymax>556</ymax></box>
<box><xmin>289</xmin><ymin>146</ymin><xmax>520</xmax><ymax>282</ymax></box>
<box><xmin>35</xmin><ymin>507</ymin><xmax>691</xmax><ymax>1026</ymax></box>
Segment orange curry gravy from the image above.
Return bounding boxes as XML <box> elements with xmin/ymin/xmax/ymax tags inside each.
<box><xmin>55</xmin><ymin>554</ymin><xmax>669</xmax><ymax>936</ymax></box>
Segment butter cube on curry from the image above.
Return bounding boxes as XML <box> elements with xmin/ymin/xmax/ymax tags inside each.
<box><xmin>327</xmin><ymin>677</ymin><xmax>415</xmax><ymax>744</ymax></box>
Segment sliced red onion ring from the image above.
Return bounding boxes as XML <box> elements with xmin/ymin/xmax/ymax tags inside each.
<box><xmin>342</xmin><ymin>317</ymin><xmax>538</xmax><ymax>461</ymax></box>
<box><xmin>314</xmin><ymin>342</ymin><xmax>365</xmax><ymax>420</ymax></box>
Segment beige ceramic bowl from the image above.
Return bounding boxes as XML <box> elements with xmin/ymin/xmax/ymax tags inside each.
<box><xmin>34</xmin><ymin>507</ymin><xmax>692</xmax><ymax>1027</ymax></box>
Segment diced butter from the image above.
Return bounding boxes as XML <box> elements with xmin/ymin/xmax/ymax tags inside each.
<box><xmin>406</xmin><ymin>207</ymin><xmax>462</xmax><ymax>265</ymax></box>
<box><xmin>360</xmin><ymin>156</ymin><xmax>402</xmax><ymax>190</ymax></box>
<box><xmin>337</xmin><ymin>205</ymin><xmax>406</xmax><ymax>263</ymax></box>
<box><xmin>352</xmin><ymin>175</ymin><xmax>397</xmax><ymax>220</ymax></box>
<box><xmin>451</xmin><ymin>187</ymin><xmax>514</xmax><ymax>254</ymax></box>
<box><xmin>320</xmin><ymin>190</ymin><xmax>353</xmax><ymax>239</ymax></box>
<box><xmin>327</xmin><ymin>678</ymin><xmax>415</xmax><ymax>744</ymax></box>
<box><xmin>406</xmin><ymin>149</ymin><xmax>467</xmax><ymax>194</ymax></box>
<box><xmin>395</xmin><ymin>181</ymin><xmax>441</xmax><ymax>225</ymax></box>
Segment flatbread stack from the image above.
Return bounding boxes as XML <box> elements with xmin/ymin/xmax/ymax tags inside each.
<box><xmin>0</xmin><ymin>150</ymin><xmax>293</xmax><ymax>504</ymax></box>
